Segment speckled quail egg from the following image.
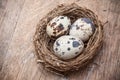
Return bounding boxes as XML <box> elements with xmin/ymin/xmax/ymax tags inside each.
<box><xmin>69</xmin><ymin>18</ymin><xmax>95</xmax><ymax>41</ymax></box>
<box><xmin>53</xmin><ymin>35</ymin><xmax>84</xmax><ymax>60</ymax></box>
<box><xmin>46</xmin><ymin>16</ymin><xmax>71</xmax><ymax>38</ymax></box>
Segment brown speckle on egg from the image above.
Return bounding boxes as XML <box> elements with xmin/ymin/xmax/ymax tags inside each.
<box><xmin>51</xmin><ymin>22</ymin><xmax>56</xmax><ymax>27</ymax></box>
<box><xmin>64</xmin><ymin>31</ymin><xmax>67</xmax><ymax>34</ymax></box>
<box><xmin>56</xmin><ymin>41</ymin><xmax>60</xmax><ymax>46</ymax></box>
<box><xmin>51</xmin><ymin>35</ymin><xmax>56</xmax><ymax>38</ymax></box>
<box><xmin>57</xmin><ymin>19</ymin><xmax>59</xmax><ymax>21</ymax></box>
<box><xmin>62</xmin><ymin>52</ymin><xmax>65</xmax><ymax>55</ymax></box>
<box><xmin>60</xmin><ymin>16</ymin><xmax>64</xmax><ymax>19</ymax></box>
<box><xmin>57</xmin><ymin>30</ymin><xmax>60</xmax><ymax>33</ymax></box>
<box><xmin>53</xmin><ymin>28</ymin><xmax>57</xmax><ymax>31</ymax></box>
<box><xmin>81</xmin><ymin>25</ymin><xmax>84</xmax><ymax>27</ymax></box>
<box><xmin>75</xmin><ymin>52</ymin><xmax>79</xmax><ymax>54</ymax></box>
<box><xmin>68</xmin><ymin>25</ymin><xmax>71</xmax><ymax>29</ymax></box>
<box><xmin>59</xmin><ymin>23</ymin><xmax>64</xmax><ymax>30</ymax></box>
<box><xmin>83</xmin><ymin>33</ymin><xmax>86</xmax><ymax>36</ymax></box>
<box><xmin>67</xmin><ymin>47</ymin><xmax>71</xmax><ymax>51</ymax></box>
<box><xmin>53</xmin><ymin>28</ymin><xmax>56</xmax><ymax>30</ymax></box>
<box><xmin>67</xmin><ymin>41</ymin><xmax>70</xmax><ymax>44</ymax></box>
<box><xmin>72</xmin><ymin>41</ymin><xmax>80</xmax><ymax>47</ymax></box>
<box><xmin>55</xmin><ymin>48</ymin><xmax>58</xmax><ymax>51</ymax></box>
<box><xmin>53</xmin><ymin>32</ymin><xmax>56</xmax><ymax>34</ymax></box>
<box><xmin>76</xmin><ymin>26</ymin><xmax>80</xmax><ymax>30</ymax></box>
<box><xmin>69</xmin><ymin>38</ymin><xmax>76</xmax><ymax>40</ymax></box>
<box><xmin>56</xmin><ymin>23</ymin><xmax>64</xmax><ymax>32</ymax></box>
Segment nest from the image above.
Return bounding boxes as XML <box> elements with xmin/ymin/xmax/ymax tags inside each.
<box><xmin>34</xmin><ymin>3</ymin><xmax>103</xmax><ymax>74</ymax></box>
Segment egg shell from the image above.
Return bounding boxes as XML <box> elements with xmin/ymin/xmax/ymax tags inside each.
<box><xmin>69</xmin><ymin>18</ymin><xmax>95</xmax><ymax>41</ymax></box>
<box><xmin>46</xmin><ymin>16</ymin><xmax>71</xmax><ymax>38</ymax></box>
<box><xmin>53</xmin><ymin>35</ymin><xmax>84</xmax><ymax>60</ymax></box>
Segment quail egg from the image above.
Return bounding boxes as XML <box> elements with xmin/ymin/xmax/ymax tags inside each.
<box><xmin>69</xmin><ymin>18</ymin><xmax>95</xmax><ymax>41</ymax></box>
<box><xmin>46</xmin><ymin>16</ymin><xmax>71</xmax><ymax>38</ymax></box>
<box><xmin>53</xmin><ymin>35</ymin><xmax>84</xmax><ymax>60</ymax></box>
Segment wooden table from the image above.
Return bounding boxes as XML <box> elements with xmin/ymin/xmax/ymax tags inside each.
<box><xmin>0</xmin><ymin>0</ymin><xmax>120</xmax><ymax>80</ymax></box>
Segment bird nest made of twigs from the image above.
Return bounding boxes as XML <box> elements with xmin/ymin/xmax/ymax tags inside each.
<box><xmin>34</xmin><ymin>3</ymin><xmax>103</xmax><ymax>74</ymax></box>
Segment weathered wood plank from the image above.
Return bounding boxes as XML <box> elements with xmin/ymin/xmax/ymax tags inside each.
<box><xmin>0</xmin><ymin>0</ymin><xmax>8</xmax><ymax>27</ymax></box>
<box><xmin>0</xmin><ymin>0</ymin><xmax>120</xmax><ymax>80</ymax></box>
<box><xmin>0</xmin><ymin>0</ymin><xmax>25</xmax><ymax>79</ymax></box>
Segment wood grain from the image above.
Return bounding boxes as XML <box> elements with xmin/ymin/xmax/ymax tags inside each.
<box><xmin>0</xmin><ymin>0</ymin><xmax>120</xmax><ymax>80</ymax></box>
